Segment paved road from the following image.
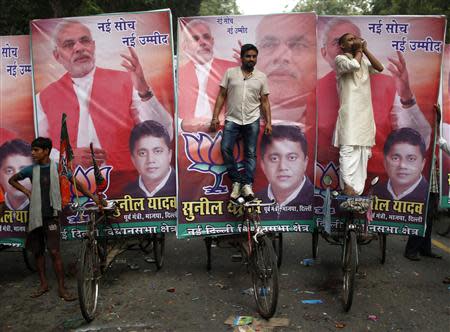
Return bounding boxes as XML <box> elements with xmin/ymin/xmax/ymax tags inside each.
<box><xmin>1</xmin><ymin>216</ymin><xmax>450</xmax><ymax>331</ymax></box>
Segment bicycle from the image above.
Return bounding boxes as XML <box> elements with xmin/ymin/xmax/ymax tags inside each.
<box><xmin>316</xmin><ymin>176</ymin><xmax>384</xmax><ymax>312</ymax></box>
<box><xmin>76</xmin><ymin>203</ymin><xmax>112</xmax><ymax>322</ymax></box>
<box><xmin>75</xmin><ymin>201</ymin><xmax>165</xmax><ymax>322</ymax></box>
<box><xmin>436</xmin><ymin>208</ymin><xmax>450</xmax><ymax>237</ymax></box>
<box><xmin>204</xmin><ymin>198</ymin><xmax>279</xmax><ymax>319</ymax></box>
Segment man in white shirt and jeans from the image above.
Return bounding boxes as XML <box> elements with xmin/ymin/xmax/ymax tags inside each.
<box><xmin>334</xmin><ymin>33</ymin><xmax>384</xmax><ymax>196</ymax></box>
<box><xmin>210</xmin><ymin>44</ymin><xmax>272</xmax><ymax>201</ymax></box>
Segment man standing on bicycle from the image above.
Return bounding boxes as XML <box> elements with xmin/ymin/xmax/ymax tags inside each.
<box><xmin>334</xmin><ymin>33</ymin><xmax>384</xmax><ymax>196</ymax></box>
<box><xmin>9</xmin><ymin>137</ymin><xmax>98</xmax><ymax>301</ymax></box>
<box><xmin>210</xmin><ymin>44</ymin><xmax>272</xmax><ymax>202</ymax></box>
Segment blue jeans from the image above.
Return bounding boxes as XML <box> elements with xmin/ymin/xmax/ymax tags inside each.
<box><xmin>221</xmin><ymin>118</ymin><xmax>260</xmax><ymax>185</ymax></box>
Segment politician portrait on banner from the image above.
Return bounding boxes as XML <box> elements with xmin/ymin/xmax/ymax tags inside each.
<box><xmin>0</xmin><ymin>35</ymin><xmax>35</xmax><ymax>246</ymax></box>
<box><xmin>440</xmin><ymin>45</ymin><xmax>450</xmax><ymax>208</ymax></box>
<box><xmin>177</xmin><ymin>13</ymin><xmax>317</xmax><ymax>238</ymax></box>
<box><xmin>30</xmin><ymin>10</ymin><xmax>176</xmax><ymax>237</ymax></box>
<box><xmin>315</xmin><ymin>16</ymin><xmax>445</xmax><ymax>236</ymax></box>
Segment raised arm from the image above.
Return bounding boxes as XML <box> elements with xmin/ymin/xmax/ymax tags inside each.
<box><xmin>362</xmin><ymin>40</ymin><xmax>384</xmax><ymax>72</ymax></box>
<box><xmin>389</xmin><ymin>52</ymin><xmax>431</xmax><ymax>148</ymax></box>
<box><xmin>73</xmin><ymin>178</ymin><xmax>100</xmax><ymax>206</ymax></box>
<box><xmin>123</xmin><ymin>47</ymin><xmax>174</xmax><ymax>140</ymax></box>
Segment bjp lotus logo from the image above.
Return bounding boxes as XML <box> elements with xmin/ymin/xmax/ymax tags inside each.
<box><xmin>183</xmin><ymin>131</ymin><xmax>244</xmax><ymax>195</ymax></box>
<box><xmin>315</xmin><ymin>162</ymin><xmax>340</xmax><ymax>191</ymax></box>
<box><xmin>67</xmin><ymin>165</ymin><xmax>112</xmax><ymax>224</ymax></box>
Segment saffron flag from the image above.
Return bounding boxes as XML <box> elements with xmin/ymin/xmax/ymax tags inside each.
<box><xmin>90</xmin><ymin>143</ymin><xmax>107</xmax><ymax>194</ymax></box>
<box><xmin>58</xmin><ymin>113</ymin><xmax>74</xmax><ymax>206</ymax></box>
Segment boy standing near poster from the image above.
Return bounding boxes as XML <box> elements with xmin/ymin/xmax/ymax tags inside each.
<box><xmin>9</xmin><ymin>137</ymin><xmax>98</xmax><ymax>300</ymax></box>
<box><xmin>334</xmin><ymin>33</ymin><xmax>384</xmax><ymax>195</ymax></box>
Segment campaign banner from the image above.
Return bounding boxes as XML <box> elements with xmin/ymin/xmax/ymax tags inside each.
<box><xmin>177</xmin><ymin>13</ymin><xmax>317</xmax><ymax>238</ymax></box>
<box><xmin>30</xmin><ymin>10</ymin><xmax>176</xmax><ymax>239</ymax></box>
<box><xmin>440</xmin><ymin>45</ymin><xmax>450</xmax><ymax>207</ymax></box>
<box><xmin>0</xmin><ymin>35</ymin><xmax>35</xmax><ymax>247</ymax></box>
<box><xmin>316</xmin><ymin>16</ymin><xmax>446</xmax><ymax>236</ymax></box>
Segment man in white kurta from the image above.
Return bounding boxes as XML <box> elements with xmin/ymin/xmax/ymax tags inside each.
<box><xmin>334</xmin><ymin>33</ymin><xmax>384</xmax><ymax>195</ymax></box>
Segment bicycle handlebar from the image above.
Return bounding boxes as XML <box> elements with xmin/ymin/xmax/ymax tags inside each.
<box><xmin>231</xmin><ymin>199</ymin><xmax>276</xmax><ymax>208</ymax></box>
<box><xmin>70</xmin><ymin>200</ymin><xmax>117</xmax><ymax>212</ymax></box>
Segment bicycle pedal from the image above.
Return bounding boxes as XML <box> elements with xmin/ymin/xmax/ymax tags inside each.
<box><xmin>231</xmin><ymin>254</ymin><xmax>243</xmax><ymax>262</ymax></box>
<box><xmin>252</xmin><ymin>229</ymin><xmax>265</xmax><ymax>243</ymax></box>
<box><xmin>127</xmin><ymin>263</ymin><xmax>140</xmax><ymax>270</ymax></box>
<box><xmin>144</xmin><ymin>256</ymin><xmax>156</xmax><ymax>263</ymax></box>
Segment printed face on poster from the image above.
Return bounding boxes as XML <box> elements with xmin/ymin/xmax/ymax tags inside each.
<box><xmin>315</xmin><ymin>16</ymin><xmax>445</xmax><ymax>236</ymax></box>
<box><xmin>30</xmin><ymin>11</ymin><xmax>177</xmax><ymax>238</ymax></box>
<box><xmin>177</xmin><ymin>13</ymin><xmax>317</xmax><ymax>238</ymax></box>
<box><xmin>440</xmin><ymin>45</ymin><xmax>450</xmax><ymax>207</ymax></box>
<box><xmin>0</xmin><ymin>35</ymin><xmax>34</xmax><ymax>246</ymax></box>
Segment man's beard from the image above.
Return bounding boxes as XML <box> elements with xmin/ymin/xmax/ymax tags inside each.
<box><xmin>69</xmin><ymin>58</ymin><xmax>95</xmax><ymax>77</ymax></box>
<box><xmin>194</xmin><ymin>50</ymin><xmax>212</xmax><ymax>64</ymax></box>
<box><xmin>242</xmin><ymin>62</ymin><xmax>255</xmax><ymax>71</ymax></box>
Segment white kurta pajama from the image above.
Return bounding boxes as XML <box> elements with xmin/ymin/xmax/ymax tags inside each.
<box><xmin>334</xmin><ymin>53</ymin><xmax>381</xmax><ymax>195</ymax></box>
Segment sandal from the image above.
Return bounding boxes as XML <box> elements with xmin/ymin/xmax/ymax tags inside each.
<box><xmin>30</xmin><ymin>287</ymin><xmax>49</xmax><ymax>298</ymax></box>
<box><xmin>59</xmin><ymin>290</ymin><xmax>77</xmax><ymax>302</ymax></box>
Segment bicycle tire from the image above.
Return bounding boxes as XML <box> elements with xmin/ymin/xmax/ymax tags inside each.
<box><xmin>271</xmin><ymin>232</ymin><xmax>283</xmax><ymax>268</ymax></box>
<box><xmin>378</xmin><ymin>233</ymin><xmax>387</xmax><ymax>264</ymax></box>
<box><xmin>22</xmin><ymin>248</ymin><xmax>36</xmax><ymax>272</ymax></box>
<box><xmin>251</xmin><ymin>235</ymin><xmax>279</xmax><ymax>319</ymax></box>
<box><xmin>312</xmin><ymin>229</ymin><xmax>319</xmax><ymax>259</ymax></box>
<box><xmin>77</xmin><ymin>240</ymin><xmax>99</xmax><ymax>322</ymax></box>
<box><xmin>342</xmin><ymin>230</ymin><xmax>357</xmax><ymax>312</ymax></box>
<box><xmin>153</xmin><ymin>233</ymin><xmax>165</xmax><ymax>270</ymax></box>
<box><xmin>436</xmin><ymin>221</ymin><xmax>450</xmax><ymax>237</ymax></box>
<box><xmin>139</xmin><ymin>236</ymin><xmax>153</xmax><ymax>254</ymax></box>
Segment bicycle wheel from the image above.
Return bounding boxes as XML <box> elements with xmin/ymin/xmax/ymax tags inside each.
<box><xmin>22</xmin><ymin>248</ymin><xmax>36</xmax><ymax>272</ymax></box>
<box><xmin>153</xmin><ymin>233</ymin><xmax>165</xmax><ymax>270</ymax></box>
<box><xmin>436</xmin><ymin>219</ymin><xmax>450</xmax><ymax>237</ymax></box>
<box><xmin>77</xmin><ymin>240</ymin><xmax>100</xmax><ymax>322</ymax></box>
<box><xmin>271</xmin><ymin>233</ymin><xmax>283</xmax><ymax>268</ymax></box>
<box><xmin>342</xmin><ymin>230</ymin><xmax>357</xmax><ymax>312</ymax></box>
<box><xmin>312</xmin><ymin>229</ymin><xmax>319</xmax><ymax>259</ymax></box>
<box><xmin>251</xmin><ymin>235</ymin><xmax>279</xmax><ymax>319</ymax></box>
<box><xmin>378</xmin><ymin>233</ymin><xmax>386</xmax><ymax>264</ymax></box>
<box><xmin>139</xmin><ymin>236</ymin><xmax>153</xmax><ymax>254</ymax></box>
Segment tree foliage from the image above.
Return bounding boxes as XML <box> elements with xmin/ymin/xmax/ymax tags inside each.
<box><xmin>199</xmin><ymin>0</ymin><xmax>240</xmax><ymax>16</ymax></box>
<box><xmin>293</xmin><ymin>0</ymin><xmax>372</xmax><ymax>15</ymax></box>
<box><xmin>292</xmin><ymin>0</ymin><xmax>448</xmax><ymax>42</ymax></box>
<box><xmin>0</xmin><ymin>0</ymin><xmax>202</xmax><ymax>35</ymax></box>
<box><xmin>370</xmin><ymin>0</ymin><xmax>449</xmax><ymax>42</ymax></box>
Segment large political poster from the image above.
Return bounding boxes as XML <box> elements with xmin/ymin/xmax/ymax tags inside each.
<box><xmin>30</xmin><ymin>10</ymin><xmax>177</xmax><ymax>240</ymax></box>
<box><xmin>177</xmin><ymin>13</ymin><xmax>317</xmax><ymax>238</ymax></box>
<box><xmin>440</xmin><ymin>45</ymin><xmax>450</xmax><ymax>207</ymax></box>
<box><xmin>0</xmin><ymin>35</ymin><xmax>34</xmax><ymax>246</ymax></box>
<box><xmin>315</xmin><ymin>16</ymin><xmax>446</xmax><ymax>236</ymax></box>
